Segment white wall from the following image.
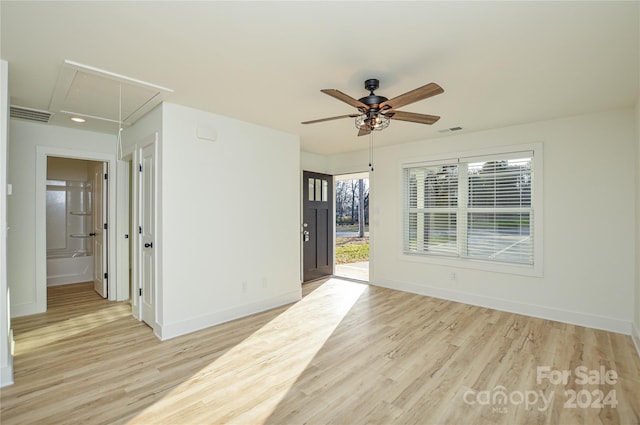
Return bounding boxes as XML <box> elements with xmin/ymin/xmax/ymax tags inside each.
<box><xmin>301</xmin><ymin>151</ymin><xmax>329</xmax><ymax>174</ymax></box>
<box><xmin>328</xmin><ymin>149</ymin><xmax>370</xmax><ymax>175</ymax></box>
<box><xmin>327</xmin><ymin>109</ymin><xmax>636</xmax><ymax>334</ymax></box>
<box><xmin>142</xmin><ymin>103</ymin><xmax>301</xmax><ymax>339</ymax></box>
<box><xmin>635</xmin><ymin>96</ymin><xmax>640</xmax><ymax>351</ymax></box>
<box><xmin>0</xmin><ymin>60</ymin><xmax>13</xmax><ymax>387</ymax></box>
<box><xmin>634</xmin><ymin>2</ymin><xmax>640</xmax><ymax>354</ymax></box>
<box><xmin>7</xmin><ymin>120</ymin><xmax>116</xmax><ymax>316</ymax></box>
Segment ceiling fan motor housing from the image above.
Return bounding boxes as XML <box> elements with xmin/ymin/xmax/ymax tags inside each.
<box><xmin>359</xmin><ymin>79</ymin><xmax>388</xmax><ymax>114</ymax></box>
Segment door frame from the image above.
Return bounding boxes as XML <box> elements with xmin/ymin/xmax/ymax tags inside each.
<box><xmin>299</xmin><ymin>168</ymin><xmax>373</xmax><ymax>284</ymax></box>
<box><xmin>138</xmin><ymin>137</ymin><xmax>158</xmax><ymax>330</ymax></box>
<box><xmin>35</xmin><ymin>146</ymin><xmax>118</xmax><ymax>312</ymax></box>
<box><xmin>121</xmin><ymin>133</ymin><xmax>158</xmax><ymax>331</ymax></box>
<box><xmin>333</xmin><ymin>171</ymin><xmax>371</xmax><ymax>281</ymax></box>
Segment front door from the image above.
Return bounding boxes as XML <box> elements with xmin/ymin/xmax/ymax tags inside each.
<box><xmin>303</xmin><ymin>171</ymin><xmax>333</xmax><ymax>282</ymax></box>
<box><xmin>92</xmin><ymin>161</ymin><xmax>108</xmax><ymax>298</ymax></box>
<box><xmin>140</xmin><ymin>141</ymin><xmax>156</xmax><ymax>326</ymax></box>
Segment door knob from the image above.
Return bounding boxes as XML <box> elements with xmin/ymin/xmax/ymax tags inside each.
<box><xmin>89</xmin><ymin>232</ymin><xmax>96</xmax><ymax>236</ymax></box>
<box><xmin>144</xmin><ymin>242</ymin><xmax>153</xmax><ymax>248</ymax></box>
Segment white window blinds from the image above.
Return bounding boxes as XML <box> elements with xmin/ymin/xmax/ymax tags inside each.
<box><xmin>404</xmin><ymin>163</ymin><xmax>459</xmax><ymax>256</ymax></box>
<box><xmin>403</xmin><ymin>152</ymin><xmax>534</xmax><ymax>266</ymax></box>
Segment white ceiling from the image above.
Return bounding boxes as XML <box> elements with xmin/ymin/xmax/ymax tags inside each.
<box><xmin>46</xmin><ymin>60</ymin><xmax>173</xmax><ymax>132</ymax></box>
<box><xmin>1</xmin><ymin>1</ymin><xmax>638</xmax><ymax>155</ymax></box>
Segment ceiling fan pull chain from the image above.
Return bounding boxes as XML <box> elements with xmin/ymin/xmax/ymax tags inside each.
<box><xmin>369</xmin><ymin>132</ymin><xmax>374</xmax><ymax>172</ymax></box>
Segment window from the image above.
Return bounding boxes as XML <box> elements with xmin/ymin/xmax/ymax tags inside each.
<box><xmin>308</xmin><ymin>177</ymin><xmax>328</xmax><ymax>202</ymax></box>
<box><xmin>403</xmin><ymin>151</ymin><xmax>534</xmax><ymax>267</ymax></box>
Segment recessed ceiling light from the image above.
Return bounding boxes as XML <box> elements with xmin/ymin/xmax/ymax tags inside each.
<box><xmin>70</xmin><ymin>117</ymin><xmax>86</xmax><ymax>123</ymax></box>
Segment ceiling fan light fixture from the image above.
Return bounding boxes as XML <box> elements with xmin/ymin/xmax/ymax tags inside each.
<box><xmin>355</xmin><ymin>113</ymin><xmax>390</xmax><ymax>131</ymax></box>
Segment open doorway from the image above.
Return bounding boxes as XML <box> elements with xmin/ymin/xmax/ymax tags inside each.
<box><xmin>45</xmin><ymin>156</ymin><xmax>109</xmax><ymax>299</ymax></box>
<box><xmin>34</xmin><ymin>146</ymin><xmax>119</xmax><ymax>315</ymax></box>
<box><xmin>334</xmin><ymin>173</ymin><xmax>369</xmax><ymax>281</ymax></box>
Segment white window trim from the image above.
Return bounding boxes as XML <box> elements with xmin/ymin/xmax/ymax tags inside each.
<box><xmin>400</xmin><ymin>143</ymin><xmax>543</xmax><ymax>277</ymax></box>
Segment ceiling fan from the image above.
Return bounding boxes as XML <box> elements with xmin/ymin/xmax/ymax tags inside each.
<box><xmin>302</xmin><ymin>78</ymin><xmax>444</xmax><ymax>136</ymax></box>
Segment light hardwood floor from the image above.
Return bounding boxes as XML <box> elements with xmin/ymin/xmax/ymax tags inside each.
<box><xmin>1</xmin><ymin>279</ymin><xmax>639</xmax><ymax>424</ymax></box>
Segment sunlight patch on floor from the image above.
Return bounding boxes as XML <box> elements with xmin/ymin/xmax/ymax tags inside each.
<box><xmin>126</xmin><ymin>279</ymin><xmax>367</xmax><ymax>424</ymax></box>
<box><xmin>14</xmin><ymin>309</ymin><xmax>129</xmax><ymax>355</ymax></box>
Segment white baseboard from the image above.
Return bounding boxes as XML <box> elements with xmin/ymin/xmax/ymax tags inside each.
<box><xmin>372</xmin><ymin>279</ymin><xmax>632</xmax><ymax>335</ymax></box>
<box><xmin>0</xmin><ymin>364</ymin><xmax>14</xmax><ymax>387</ymax></box>
<box><xmin>157</xmin><ymin>289</ymin><xmax>302</xmax><ymax>341</ymax></box>
<box><xmin>632</xmin><ymin>322</ymin><xmax>640</xmax><ymax>359</ymax></box>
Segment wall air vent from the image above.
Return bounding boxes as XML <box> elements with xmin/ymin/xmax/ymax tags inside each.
<box><xmin>10</xmin><ymin>105</ymin><xmax>52</xmax><ymax>123</ymax></box>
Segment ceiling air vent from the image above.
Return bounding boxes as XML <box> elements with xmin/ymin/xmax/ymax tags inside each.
<box><xmin>10</xmin><ymin>105</ymin><xmax>52</xmax><ymax>123</ymax></box>
<box><xmin>438</xmin><ymin>126</ymin><xmax>464</xmax><ymax>134</ymax></box>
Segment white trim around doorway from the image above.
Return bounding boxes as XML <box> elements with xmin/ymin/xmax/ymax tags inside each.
<box><xmin>32</xmin><ymin>146</ymin><xmax>119</xmax><ymax>315</ymax></box>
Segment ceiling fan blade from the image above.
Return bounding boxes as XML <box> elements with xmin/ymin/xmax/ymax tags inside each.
<box><xmin>357</xmin><ymin>127</ymin><xmax>371</xmax><ymax>137</ymax></box>
<box><xmin>302</xmin><ymin>114</ymin><xmax>359</xmax><ymax>124</ymax></box>
<box><xmin>321</xmin><ymin>89</ymin><xmax>369</xmax><ymax>111</ymax></box>
<box><xmin>380</xmin><ymin>83</ymin><xmax>443</xmax><ymax>110</ymax></box>
<box><xmin>388</xmin><ymin>110</ymin><xmax>441</xmax><ymax>125</ymax></box>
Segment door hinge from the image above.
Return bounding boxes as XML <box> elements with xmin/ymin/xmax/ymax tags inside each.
<box><xmin>104</xmin><ymin>272</ymin><xmax>108</xmax><ymax>279</ymax></box>
<box><xmin>104</xmin><ymin>173</ymin><xmax>108</xmax><ymax>180</ymax></box>
<box><xmin>139</xmin><ymin>164</ymin><xmax>142</xmax><ymax>172</ymax></box>
<box><xmin>139</xmin><ymin>226</ymin><xmax>142</xmax><ymax>234</ymax></box>
<box><xmin>104</xmin><ymin>223</ymin><xmax>108</xmax><ymax>230</ymax></box>
<box><xmin>139</xmin><ymin>288</ymin><xmax>142</xmax><ymax>296</ymax></box>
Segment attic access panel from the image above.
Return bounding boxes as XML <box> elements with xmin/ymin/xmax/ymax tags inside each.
<box><xmin>49</xmin><ymin>60</ymin><xmax>173</xmax><ymax>130</ymax></box>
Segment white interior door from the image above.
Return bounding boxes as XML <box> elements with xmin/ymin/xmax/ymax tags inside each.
<box><xmin>92</xmin><ymin>161</ymin><xmax>108</xmax><ymax>298</ymax></box>
<box><xmin>140</xmin><ymin>142</ymin><xmax>156</xmax><ymax>326</ymax></box>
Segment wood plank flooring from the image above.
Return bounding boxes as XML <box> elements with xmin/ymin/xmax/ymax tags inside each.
<box><xmin>1</xmin><ymin>279</ymin><xmax>639</xmax><ymax>424</ymax></box>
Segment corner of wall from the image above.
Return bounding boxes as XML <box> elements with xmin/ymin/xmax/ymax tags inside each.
<box><xmin>635</xmin><ymin>0</ymin><xmax>640</xmax><ymax>356</ymax></box>
<box><xmin>636</xmin><ymin>94</ymin><xmax>640</xmax><ymax>349</ymax></box>
<box><xmin>0</xmin><ymin>59</ymin><xmax>13</xmax><ymax>387</ymax></box>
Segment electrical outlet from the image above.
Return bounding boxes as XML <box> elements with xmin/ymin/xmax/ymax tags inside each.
<box><xmin>242</xmin><ymin>281</ymin><xmax>247</xmax><ymax>293</ymax></box>
<box><xmin>450</xmin><ymin>272</ymin><xmax>457</xmax><ymax>281</ymax></box>
<box><xmin>262</xmin><ymin>277</ymin><xmax>268</xmax><ymax>288</ymax></box>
